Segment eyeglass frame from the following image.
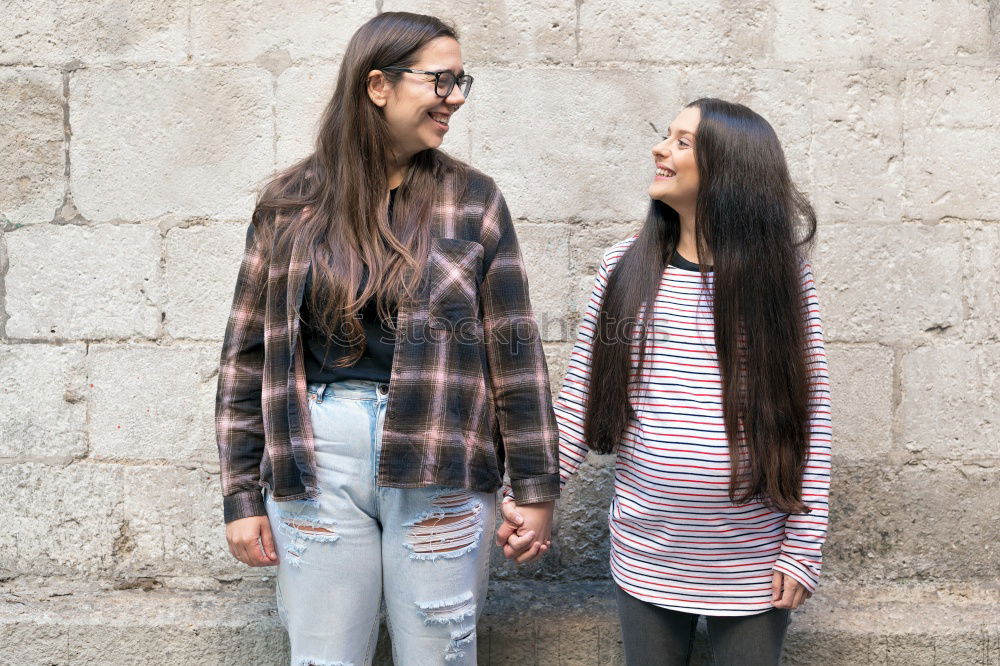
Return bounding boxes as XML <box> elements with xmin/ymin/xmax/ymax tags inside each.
<box><xmin>379</xmin><ymin>67</ymin><xmax>474</xmax><ymax>99</ymax></box>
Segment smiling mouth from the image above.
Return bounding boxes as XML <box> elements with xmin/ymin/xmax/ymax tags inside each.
<box><xmin>428</xmin><ymin>112</ymin><xmax>450</xmax><ymax>128</ymax></box>
<box><xmin>656</xmin><ymin>166</ymin><xmax>676</xmax><ymax>178</ymax></box>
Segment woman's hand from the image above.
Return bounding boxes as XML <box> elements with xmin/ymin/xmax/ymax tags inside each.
<box><xmin>771</xmin><ymin>570</ymin><xmax>811</xmax><ymax>609</ymax></box>
<box><xmin>226</xmin><ymin>515</ymin><xmax>279</xmax><ymax>567</ymax></box>
<box><xmin>494</xmin><ymin>499</ymin><xmax>553</xmax><ymax>564</ymax></box>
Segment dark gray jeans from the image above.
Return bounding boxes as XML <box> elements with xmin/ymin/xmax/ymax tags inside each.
<box><xmin>615</xmin><ymin>585</ymin><xmax>791</xmax><ymax>666</ymax></box>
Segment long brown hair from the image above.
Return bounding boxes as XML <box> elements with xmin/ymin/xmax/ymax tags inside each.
<box><xmin>252</xmin><ymin>12</ymin><xmax>466</xmax><ymax>363</ymax></box>
<box><xmin>583</xmin><ymin>98</ymin><xmax>817</xmax><ymax>514</ymax></box>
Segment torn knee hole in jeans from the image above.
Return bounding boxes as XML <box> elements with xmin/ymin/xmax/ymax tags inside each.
<box><xmin>445</xmin><ymin>627</ymin><xmax>476</xmax><ymax>662</ymax></box>
<box><xmin>277</xmin><ymin>516</ymin><xmax>338</xmax><ymax>566</ymax></box>
<box><xmin>404</xmin><ymin>491</ymin><xmax>483</xmax><ymax>560</ymax></box>
<box><xmin>416</xmin><ymin>591</ymin><xmax>477</xmax><ymax>625</ymax></box>
<box><xmin>416</xmin><ymin>593</ymin><xmax>478</xmax><ymax>662</ymax></box>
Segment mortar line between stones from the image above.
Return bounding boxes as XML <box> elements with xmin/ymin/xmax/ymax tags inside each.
<box><xmin>84</xmin><ymin>341</ymin><xmax>92</xmax><ymax>459</ymax></box>
<box><xmin>186</xmin><ymin>0</ymin><xmax>193</xmax><ymax>62</ymax></box>
<box><xmin>0</xmin><ymin>230</ymin><xmax>8</xmax><ymax>339</ymax></box>
<box><xmin>574</xmin><ymin>0</ymin><xmax>582</xmax><ymax>59</ymax></box>
<box><xmin>889</xmin><ymin>344</ymin><xmax>904</xmax><ymax>458</ymax></box>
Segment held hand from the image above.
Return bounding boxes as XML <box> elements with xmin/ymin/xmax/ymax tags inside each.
<box><xmin>495</xmin><ymin>499</ymin><xmax>554</xmax><ymax>564</ymax></box>
<box><xmin>771</xmin><ymin>570</ymin><xmax>811</xmax><ymax>610</ymax></box>
<box><xmin>495</xmin><ymin>499</ymin><xmax>522</xmax><ymax>542</ymax></box>
<box><xmin>226</xmin><ymin>515</ymin><xmax>279</xmax><ymax>567</ymax></box>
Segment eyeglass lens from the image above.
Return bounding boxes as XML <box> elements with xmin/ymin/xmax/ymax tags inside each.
<box><xmin>435</xmin><ymin>72</ymin><xmax>472</xmax><ymax>98</ymax></box>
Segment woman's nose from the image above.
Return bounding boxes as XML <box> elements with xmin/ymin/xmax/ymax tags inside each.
<box><xmin>445</xmin><ymin>86</ymin><xmax>466</xmax><ymax>107</ymax></box>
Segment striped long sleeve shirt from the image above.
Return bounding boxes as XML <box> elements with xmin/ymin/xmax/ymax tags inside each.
<box><xmin>556</xmin><ymin>238</ymin><xmax>832</xmax><ymax>616</ymax></box>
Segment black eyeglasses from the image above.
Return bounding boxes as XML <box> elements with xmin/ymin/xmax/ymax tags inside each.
<box><xmin>380</xmin><ymin>67</ymin><xmax>474</xmax><ymax>99</ymax></box>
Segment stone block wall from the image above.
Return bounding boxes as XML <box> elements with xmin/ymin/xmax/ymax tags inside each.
<box><xmin>1</xmin><ymin>1</ymin><xmax>998</xmax><ymax>663</ymax></box>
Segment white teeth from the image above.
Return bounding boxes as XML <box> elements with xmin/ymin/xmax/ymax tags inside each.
<box><xmin>430</xmin><ymin>113</ymin><xmax>449</xmax><ymax>126</ymax></box>
<box><xmin>656</xmin><ymin>167</ymin><xmax>676</xmax><ymax>177</ymax></box>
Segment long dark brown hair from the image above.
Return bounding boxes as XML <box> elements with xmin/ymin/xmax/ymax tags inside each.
<box><xmin>252</xmin><ymin>12</ymin><xmax>466</xmax><ymax>362</ymax></box>
<box><xmin>584</xmin><ymin>98</ymin><xmax>817</xmax><ymax>514</ymax></box>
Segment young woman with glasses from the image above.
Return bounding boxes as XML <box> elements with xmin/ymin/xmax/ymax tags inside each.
<box><xmin>498</xmin><ymin>99</ymin><xmax>832</xmax><ymax>665</ymax></box>
<box><xmin>216</xmin><ymin>12</ymin><xmax>558</xmax><ymax>665</ymax></box>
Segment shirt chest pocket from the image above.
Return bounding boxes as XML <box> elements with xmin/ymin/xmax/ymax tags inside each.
<box><xmin>427</xmin><ymin>238</ymin><xmax>484</xmax><ymax>330</ymax></box>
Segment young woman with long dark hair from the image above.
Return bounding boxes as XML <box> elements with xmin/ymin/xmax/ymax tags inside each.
<box><xmin>498</xmin><ymin>98</ymin><xmax>831</xmax><ymax>665</ymax></box>
<box><xmin>216</xmin><ymin>13</ymin><xmax>558</xmax><ymax>665</ymax></box>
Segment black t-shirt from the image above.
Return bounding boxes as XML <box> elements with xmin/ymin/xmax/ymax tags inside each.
<box><xmin>300</xmin><ymin>190</ymin><xmax>398</xmax><ymax>384</ymax></box>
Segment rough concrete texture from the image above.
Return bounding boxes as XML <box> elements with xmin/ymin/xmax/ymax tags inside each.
<box><xmin>163</xmin><ymin>223</ymin><xmax>247</xmax><ymax>340</ymax></box>
<box><xmin>772</xmin><ymin>0</ymin><xmax>992</xmax><ymax>63</ymax></box>
<box><xmin>0</xmin><ymin>344</ymin><xmax>87</xmax><ymax>459</ymax></box>
<box><xmin>1</xmin><ymin>583</ymin><xmax>997</xmax><ymax>665</ymax></box>
<box><xmin>0</xmin><ymin>0</ymin><xmax>189</xmax><ymax>66</ymax></box>
<box><xmin>809</xmin><ymin>68</ymin><xmax>904</xmax><ymax>224</ymax></box>
<box><xmin>813</xmin><ymin>224</ymin><xmax>964</xmax><ymax>343</ymax></box>
<box><xmin>189</xmin><ymin>0</ymin><xmax>375</xmax><ymax>63</ymax></box>
<box><xmin>87</xmin><ymin>344</ymin><xmax>219</xmax><ymax>462</ymax></box>
<box><xmin>899</xmin><ymin>345</ymin><xmax>999</xmax><ymax>459</ymax></box>
<box><xmin>4</xmin><ymin>224</ymin><xmax>161</xmax><ymax>340</ymax></box>
<box><xmin>2</xmin><ymin>0</ymin><xmax>998</xmax><ymax>663</ymax></box>
<box><xmin>0</xmin><ymin>68</ymin><xmax>65</xmax><ymax>227</ymax></box>
<box><xmin>382</xmin><ymin>0</ymin><xmax>578</xmax><ymax>63</ymax></box>
<box><xmin>70</xmin><ymin>67</ymin><xmax>274</xmax><ymax>222</ymax></box>
<box><xmin>471</xmin><ymin>67</ymin><xmax>682</xmax><ymax>223</ymax></box>
<box><xmin>826</xmin><ymin>344</ymin><xmax>894</xmax><ymax>460</ymax></box>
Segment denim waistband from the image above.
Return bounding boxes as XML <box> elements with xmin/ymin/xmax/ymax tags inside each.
<box><xmin>307</xmin><ymin>379</ymin><xmax>389</xmax><ymax>402</ymax></box>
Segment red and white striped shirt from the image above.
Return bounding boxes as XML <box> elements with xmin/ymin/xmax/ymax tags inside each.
<box><xmin>556</xmin><ymin>238</ymin><xmax>832</xmax><ymax>616</ymax></box>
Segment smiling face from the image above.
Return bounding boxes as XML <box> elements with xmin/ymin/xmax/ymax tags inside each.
<box><xmin>369</xmin><ymin>36</ymin><xmax>466</xmax><ymax>167</ymax></box>
<box><xmin>648</xmin><ymin>105</ymin><xmax>701</xmax><ymax>211</ymax></box>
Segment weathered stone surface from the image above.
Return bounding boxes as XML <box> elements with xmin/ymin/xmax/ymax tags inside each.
<box><xmin>773</xmin><ymin>0</ymin><xmax>991</xmax><ymax>63</ymax></box>
<box><xmin>542</xmin><ymin>341</ymin><xmax>574</xmax><ymax>397</ymax></box>
<box><xmin>903</xmin><ymin>126</ymin><xmax>1000</xmax><ymax>220</ymax></box>
<box><xmin>683</xmin><ymin>67</ymin><xmax>813</xmax><ymax>187</ymax></box>
<box><xmin>4</xmin><ymin>224</ymin><xmax>161</xmax><ymax>339</ymax></box>
<box><xmin>965</xmin><ymin>223</ymin><xmax>1000</xmax><ymax>341</ymax></box>
<box><xmin>2</xmin><ymin>583</ymin><xmax>996</xmax><ymax>665</ymax></box>
<box><xmin>190</xmin><ymin>0</ymin><xmax>374</xmax><ymax>63</ymax></box>
<box><xmin>555</xmin><ymin>456</ymin><xmax>615</xmax><ymax>580</ymax></box>
<box><xmin>901</xmin><ymin>70</ymin><xmax>1000</xmax><ymax>221</ymax></box>
<box><xmin>0</xmin><ymin>462</ymin><xmax>124</xmax><ymax>576</ymax></box>
<box><xmin>87</xmin><ymin>344</ymin><xmax>219</xmax><ymax>462</ymax></box>
<box><xmin>381</xmin><ymin>0</ymin><xmax>577</xmax><ymax>63</ymax></box>
<box><xmin>825</xmin><ymin>463</ymin><xmax>999</xmax><ymax>582</ymax></box>
<box><xmin>0</xmin><ymin>590</ymin><xmax>285</xmax><ymax>665</ymax></box>
<box><xmin>903</xmin><ymin>67</ymin><xmax>1000</xmax><ymax>131</ymax></box>
<box><xmin>567</xmin><ymin>222</ymin><xmax>640</xmax><ymax>314</ymax></box>
<box><xmin>71</xmin><ymin>68</ymin><xmax>274</xmax><ymax>221</ymax></box>
<box><xmin>826</xmin><ymin>344</ymin><xmax>894</xmax><ymax>461</ymax></box>
<box><xmin>0</xmin><ymin>0</ymin><xmax>187</xmax><ymax>65</ymax></box>
<box><xmin>471</xmin><ymin>67</ymin><xmax>683</xmax><ymax>222</ymax></box>
<box><xmin>164</xmin><ymin>223</ymin><xmax>246</xmax><ymax>340</ymax></box>
<box><xmin>274</xmin><ymin>63</ymin><xmax>339</xmax><ymax>166</ymax></box>
<box><xmin>810</xmin><ymin>69</ymin><xmax>905</xmax><ymax>223</ymax></box>
<box><xmin>119</xmin><ymin>466</ymin><xmax>240</xmax><ymax>578</ymax></box>
<box><xmin>0</xmin><ymin>343</ymin><xmax>87</xmax><ymax>459</ymax></box>
<box><xmin>812</xmin><ymin>224</ymin><xmax>963</xmax><ymax>343</ymax></box>
<box><xmin>899</xmin><ymin>344</ymin><xmax>999</xmax><ymax>458</ymax></box>
<box><xmin>0</xmin><ymin>68</ymin><xmax>64</xmax><ymax>226</ymax></box>
<box><xmin>517</xmin><ymin>223</ymin><xmax>573</xmax><ymax>341</ymax></box>
<box><xmin>578</xmin><ymin>0</ymin><xmax>770</xmax><ymax>63</ymax></box>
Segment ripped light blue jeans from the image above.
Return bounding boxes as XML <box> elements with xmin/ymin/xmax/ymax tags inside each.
<box><xmin>265</xmin><ymin>380</ymin><xmax>496</xmax><ymax>666</ymax></box>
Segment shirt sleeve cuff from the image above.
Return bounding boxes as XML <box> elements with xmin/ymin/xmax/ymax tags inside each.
<box><xmin>510</xmin><ymin>474</ymin><xmax>560</xmax><ymax>505</ymax></box>
<box><xmin>223</xmin><ymin>488</ymin><xmax>267</xmax><ymax>523</ymax></box>
<box><xmin>773</xmin><ymin>552</ymin><xmax>820</xmax><ymax>593</ymax></box>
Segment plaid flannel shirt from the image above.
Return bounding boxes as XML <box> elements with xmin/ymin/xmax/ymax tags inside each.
<box><xmin>216</xmin><ymin>167</ymin><xmax>560</xmax><ymax>523</ymax></box>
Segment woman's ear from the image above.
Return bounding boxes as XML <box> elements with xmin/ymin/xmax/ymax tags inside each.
<box><xmin>367</xmin><ymin>70</ymin><xmax>389</xmax><ymax>107</ymax></box>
